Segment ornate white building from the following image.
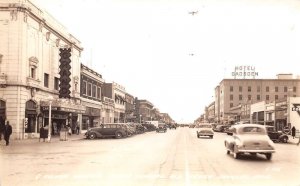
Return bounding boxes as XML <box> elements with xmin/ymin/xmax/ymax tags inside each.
<box><xmin>0</xmin><ymin>0</ymin><xmax>84</xmax><ymax>139</ymax></box>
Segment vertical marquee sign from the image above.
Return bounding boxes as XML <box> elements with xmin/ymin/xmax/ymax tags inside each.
<box><xmin>59</xmin><ymin>48</ymin><xmax>71</xmax><ymax>98</ymax></box>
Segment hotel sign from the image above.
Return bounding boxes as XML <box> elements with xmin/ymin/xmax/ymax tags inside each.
<box><xmin>232</xmin><ymin>66</ymin><xmax>258</xmax><ymax>79</ymax></box>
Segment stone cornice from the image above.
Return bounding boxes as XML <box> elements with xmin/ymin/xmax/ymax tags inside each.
<box><xmin>0</xmin><ymin>1</ymin><xmax>83</xmax><ymax>52</ymax></box>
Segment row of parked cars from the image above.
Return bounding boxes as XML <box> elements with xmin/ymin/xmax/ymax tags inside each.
<box><xmin>85</xmin><ymin>123</ymin><xmax>158</xmax><ymax>139</ymax></box>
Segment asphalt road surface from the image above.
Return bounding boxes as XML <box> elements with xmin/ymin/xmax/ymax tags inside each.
<box><xmin>0</xmin><ymin>127</ymin><xmax>300</xmax><ymax>186</ymax></box>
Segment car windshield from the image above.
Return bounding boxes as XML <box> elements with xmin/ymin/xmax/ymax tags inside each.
<box><xmin>241</xmin><ymin>127</ymin><xmax>266</xmax><ymax>134</ymax></box>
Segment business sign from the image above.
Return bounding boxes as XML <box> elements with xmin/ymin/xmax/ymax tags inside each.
<box><xmin>232</xmin><ymin>66</ymin><xmax>258</xmax><ymax>79</ymax></box>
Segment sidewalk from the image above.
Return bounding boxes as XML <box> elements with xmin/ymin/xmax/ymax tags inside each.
<box><xmin>0</xmin><ymin>133</ymin><xmax>86</xmax><ymax>147</ymax></box>
<box><xmin>287</xmin><ymin>135</ymin><xmax>299</xmax><ymax>145</ymax></box>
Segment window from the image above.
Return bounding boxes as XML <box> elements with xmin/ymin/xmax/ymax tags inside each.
<box><xmin>284</xmin><ymin>95</ymin><xmax>287</xmax><ymax>98</ymax></box>
<box><xmin>44</xmin><ymin>73</ymin><xmax>49</xmax><ymax>88</ymax></box>
<box><xmin>97</xmin><ymin>87</ymin><xmax>101</xmax><ymax>99</ymax></box>
<box><xmin>266</xmin><ymin>86</ymin><xmax>269</xmax><ymax>92</ymax></box>
<box><xmin>92</xmin><ymin>85</ymin><xmax>96</xmax><ymax>97</ymax></box>
<box><xmin>257</xmin><ymin>86</ymin><xmax>260</xmax><ymax>92</ymax></box>
<box><xmin>54</xmin><ymin>77</ymin><xmax>59</xmax><ymax>90</ymax></box>
<box><xmin>275</xmin><ymin>86</ymin><xmax>278</xmax><ymax>92</ymax></box>
<box><xmin>87</xmin><ymin>83</ymin><xmax>92</xmax><ymax>96</ymax></box>
<box><xmin>257</xmin><ymin>95</ymin><xmax>260</xmax><ymax>101</ymax></box>
<box><xmin>275</xmin><ymin>95</ymin><xmax>278</xmax><ymax>100</ymax></box>
<box><xmin>30</xmin><ymin>67</ymin><xmax>36</xmax><ymax>79</ymax></box>
<box><xmin>82</xmin><ymin>81</ymin><xmax>87</xmax><ymax>95</ymax></box>
<box><xmin>239</xmin><ymin>95</ymin><xmax>242</xmax><ymax>101</ymax></box>
<box><xmin>230</xmin><ymin>86</ymin><xmax>233</xmax><ymax>92</ymax></box>
<box><xmin>230</xmin><ymin>94</ymin><xmax>233</xmax><ymax>100</ymax></box>
<box><xmin>266</xmin><ymin>95</ymin><xmax>269</xmax><ymax>100</ymax></box>
<box><xmin>284</xmin><ymin>86</ymin><xmax>287</xmax><ymax>92</ymax></box>
<box><xmin>248</xmin><ymin>95</ymin><xmax>251</xmax><ymax>100</ymax></box>
<box><xmin>239</xmin><ymin>86</ymin><xmax>242</xmax><ymax>92</ymax></box>
<box><xmin>293</xmin><ymin>86</ymin><xmax>297</xmax><ymax>92</ymax></box>
<box><xmin>230</xmin><ymin>103</ymin><xmax>233</xmax><ymax>108</ymax></box>
<box><xmin>248</xmin><ymin>86</ymin><xmax>251</xmax><ymax>92</ymax></box>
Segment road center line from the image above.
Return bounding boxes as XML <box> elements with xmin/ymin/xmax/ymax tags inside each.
<box><xmin>184</xmin><ymin>130</ymin><xmax>191</xmax><ymax>186</ymax></box>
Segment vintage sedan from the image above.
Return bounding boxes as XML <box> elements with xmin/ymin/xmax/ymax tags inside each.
<box><xmin>197</xmin><ymin>123</ymin><xmax>214</xmax><ymax>138</ymax></box>
<box><xmin>265</xmin><ymin>126</ymin><xmax>289</xmax><ymax>143</ymax></box>
<box><xmin>156</xmin><ymin>124</ymin><xmax>167</xmax><ymax>133</ymax></box>
<box><xmin>85</xmin><ymin>123</ymin><xmax>129</xmax><ymax>139</ymax></box>
<box><xmin>224</xmin><ymin>124</ymin><xmax>275</xmax><ymax>160</ymax></box>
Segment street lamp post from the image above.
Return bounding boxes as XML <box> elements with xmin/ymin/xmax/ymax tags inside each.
<box><xmin>47</xmin><ymin>95</ymin><xmax>53</xmax><ymax>142</ymax></box>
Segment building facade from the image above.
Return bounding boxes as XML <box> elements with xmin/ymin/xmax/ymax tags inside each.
<box><xmin>80</xmin><ymin>64</ymin><xmax>104</xmax><ymax>131</ymax></box>
<box><xmin>135</xmin><ymin>99</ymin><xmax>154</xmax><ymax>123</ymax></box>
<box><xmin>215</xmin><ymin>74</ymin><xmax>300</xmax><ymax>124</ymax></box>
<box><xmin>0</xmin><ymin>0</ymin><xmax>84</xmax><ymax>139</ymax></box>
<box><xmin>102</xmin><ymin>82</ymin><xmax>126</xmax><ymax>123</ymax></box>
<box><xmin>125</xmin><ymin>93</ymin><xmax>135</xmax><ymax>123</ymax></box>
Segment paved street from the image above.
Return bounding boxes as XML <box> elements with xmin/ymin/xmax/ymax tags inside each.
<box><xmin>0</xmin><ymin>128</ymin><xmax>300</xmax><ymax>186</ymax></box>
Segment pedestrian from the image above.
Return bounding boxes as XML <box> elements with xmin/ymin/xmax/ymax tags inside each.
<box><xmin>4</xmin><ymin>121</ymin><xmax>12</xmax><ymax>146</ymax></box>
<box><xmin>0</xmin><ymin>120</ymin><xmax>5</xmax><ymax>141</ymax></box>
<box><xmin>39</xmin><ymin>126</ymin><xmax>46</xmax><ymax>142</ymax></box>
<box><xmin>76</xmin><ymin>122</ymin><xmax>80</xmax><ymax>135</ymax></box>
<box><xmin>291</xmin><ymin>126</ymin><xmax>296</xmax><ymax>139</ymax></box>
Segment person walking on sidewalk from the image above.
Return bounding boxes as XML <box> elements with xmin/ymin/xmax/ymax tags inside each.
<box><xmin>4</xmin><ymin>121</ymin><xmax>12</xmax><ymax>146</ymax></box>
<box><xmin>291</xmin><ymin>126</ymin><xmax>296</xmax><ymax>139</ymax></box>
<box><xmin>0</xmin><ymin>120</ymin><xmax>5</xmax><ymax>141</ymax></box>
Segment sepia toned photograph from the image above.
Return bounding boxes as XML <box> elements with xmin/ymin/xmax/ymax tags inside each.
<box><xmin>0</xmin><ymin>0</ymin><xmax>300</xmax><ymax>185</ymax></box>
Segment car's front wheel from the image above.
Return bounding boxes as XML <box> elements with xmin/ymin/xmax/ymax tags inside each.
<box><xmin>89</xmin><ymin>133</ymin><xmax>96</xmax><ymax>140</ymax></box>
<box><xmin>282</xmin><ymin>136</ymin><xmax>288</xmax><ymax>143</ymax></box>
<box><xmin>115</xmin><ymin>132</ymin><xmax>123</xmax><ymax>139</ymax></box>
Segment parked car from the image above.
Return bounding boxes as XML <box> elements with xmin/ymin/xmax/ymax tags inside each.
<box><xmin>85</xmin><ymin>123</ymin><xmax>129</xmax><ymax>139</ymax></box>
<box><xmin>156</xmin><ymin>124</ymin><xmax>167</xmax><ymax>133</ymax></box>
<box><xmin>213</xmin><ymin>125</ymin><xmax>229</xmax><ymax>132</ymax></box>
<box><xmin>265</xmin><ymin>126</ymin><xmax>289</xmax><ymax>143</ymax></box>
<box><xmin>169</xmin><ymin>124</ymin><xmax>177</xmax><ymax>130</ymax></box>
<box><xmin>224</xmin><ymin>124</ymin><xmax>275</xmax><ymax>160</ymax></box>
<box><xmin>142</xmin><ymin>123</ymin><xmax>156</xmax><ymax>132</ymax></box>
<box><xmin>196</xmin><ymin>123</ymin><xmax>214</xmax><ymax>138</ymax></box>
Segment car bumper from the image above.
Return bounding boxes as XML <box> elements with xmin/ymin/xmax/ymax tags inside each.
<box><xmin>237</xmin><ymin>149</ymin><xmax>275</xmax><ymax>153</ymax></box>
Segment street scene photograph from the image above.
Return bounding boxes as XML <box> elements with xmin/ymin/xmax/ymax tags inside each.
<box><xmin>0</xmin><ymin>0</ymin><xmax>300</xmax><ymax>186</ymax></box>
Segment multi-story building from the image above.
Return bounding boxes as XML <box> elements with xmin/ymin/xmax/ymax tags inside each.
<box><xmin>80</xmin><ymin>64</ymin><xmax>104</xmax><ymax>131</ymax></box>
<box><xmin>205</xmin><ymin>102</ymin><xmax>215</xmax><ymax>123</ymax></box>
<box><xmin>125</xmin><ymin>93</ymin><xmax>135</xmax><ymax>123</ymax></box>
<box><xmin>101</xmin><ymin>96</ymin><xmax>114</xmax><ymax>123</ymax></box>
<box><xmin>160</xmin><ymin>113</ymin><xmax>173</xmax><ymax>124</ymax></box>
<box><xmin>102</xmin><ymin>82</ymin><xmax>126</xmax><ymax>123</ymax></box>
<box><xmin>215</xmin><ymin>74</ymin><xmax>300</xmax><ymax>124</ymax></box>
<box><xmin>135</xmin><ymin>99</ymin><xmax>154</xmax><ymax>123</ymax></box>
<box><xmin>0</xmin><ymin>0</ymin><xmax>84</xmax><ymax>139</ymax></box>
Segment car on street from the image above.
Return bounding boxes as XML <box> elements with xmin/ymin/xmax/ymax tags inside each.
<box><xmin>169</xmin><ymin>124</ymin><xmax>177</xmax><ymax>130</ymax></box>
<box><xmin>196</xmin><ymin>123</ymin><xmax>214</xmax><ymax>138</ymax></box>
<box><xmin>213</xmin><ymin>125</ymin><xmax>229</xmax><ymax>132</ymax></box>
<box><xmin>224</xmin><ymin>124</ymin><xmax>276</xmax><ymax>160</ymax></box>
<box><xmin>156</xmin><ymin>124</ymin><xmax>167</xmax><ymax>133</ymax></box>
<box><xmin>85</xmin><ymin>123</ymin><xmax>130</xmax><ymax>139</ymax></box>
<box><xmin>265</xmin><ymin>126</ymin><xmax>289</xmax><ymax>143</ymax></box>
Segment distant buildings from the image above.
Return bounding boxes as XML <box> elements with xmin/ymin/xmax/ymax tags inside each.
<box><xmin>200</xmin><ymin>74</ymin><xmax>300</xmax><ymax>129</ymax></box>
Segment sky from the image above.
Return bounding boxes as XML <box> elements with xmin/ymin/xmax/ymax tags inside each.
<box><xmin>33</xmin><ymin>0</ymin><xmax>300</xmax><ymax>123</ymax></box>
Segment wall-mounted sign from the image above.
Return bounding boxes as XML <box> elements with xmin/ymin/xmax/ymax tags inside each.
<box><xmin>232</xmin><ymin>66</ymin><xmax>258</xmax><ymax>79</ymax></box>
